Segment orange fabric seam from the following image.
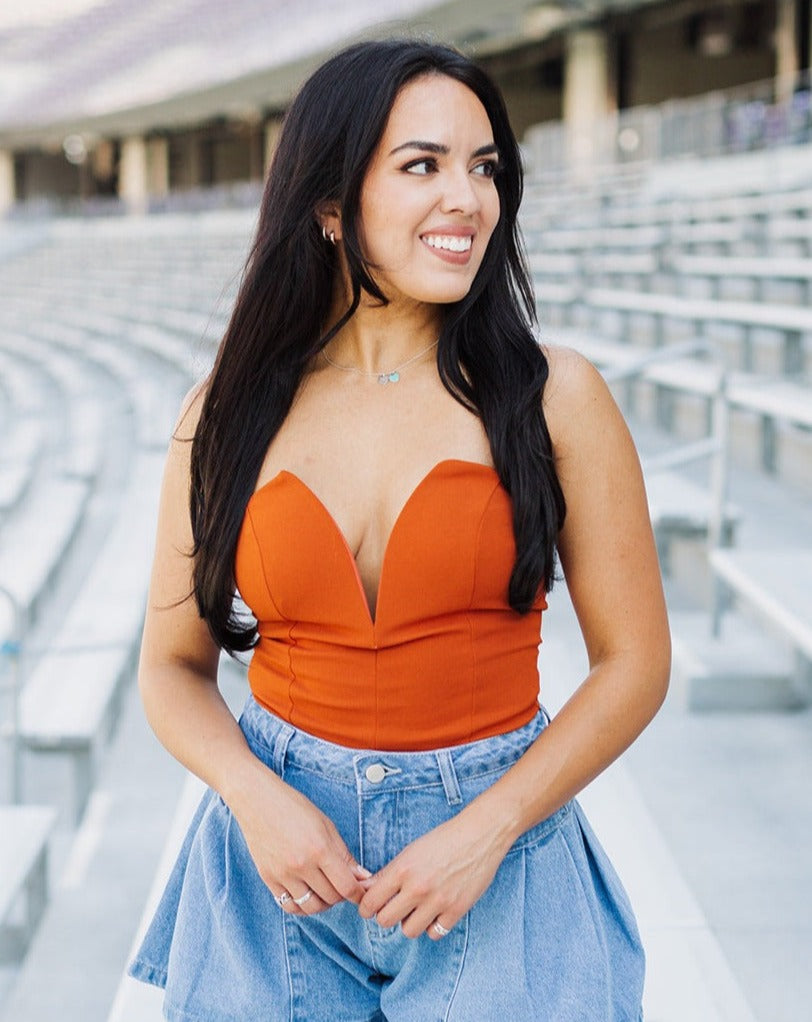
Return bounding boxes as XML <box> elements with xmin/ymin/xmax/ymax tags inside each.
<box><xmin>465</xmin><ymin>478</ymin><xmax>501</xmax><ymax>741</ymax></box>
<box><xmin>243</xmin><ymin>504</ymin><xmax>286</xmax><ymax>621</ymax></box>
<box><xmin>285</xmin><ymin>619</ymin><xmax>297</xmax><ymax>724</ymax></box>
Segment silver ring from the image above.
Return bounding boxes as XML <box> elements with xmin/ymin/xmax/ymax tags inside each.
<box><xmin>275</xmin><ymin>891</ymin><xmax>292</xmax><ymax>907</ymax></box>
<box><xmin>293</xmin><ymin>889</ymin><xmax>313</xmax><ymax>907</ymax></box>
<box><xmin>432</xmin><ymin>921</ymin><xmax>450</xmax><ymax>937</ymax></box>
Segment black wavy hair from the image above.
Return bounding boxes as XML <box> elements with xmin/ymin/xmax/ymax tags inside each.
<box><xmin>190</xmin><ymin>38</ymin><xmax>566</xmax><ymax>653</ymax></box>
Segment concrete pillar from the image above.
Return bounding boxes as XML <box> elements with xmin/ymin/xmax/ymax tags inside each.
<box><xmin>264</xmin><ymin>119</ymin><xmax>283</xmax><ymax>175</ymax></box>
<box><xmin>118</xmin><ymin>135</ymin><xmax>149</xmax><ymax>212</ymax></box>
<box><xmin>775</xmin><ymin>0</ymin><xmax>799</xmax><ymax>99</ymax></box>
<box><xmin>187</xmin><ymin>134</ymin><xmax>204</xmax><ymax>189</ymax></box>
<box><xmin>146</xmin><ymin>137</ymin><xmax>169</xmax><ymax>197</ymax></box>
<box><xmin>0</xmin><ymin>149</ymin><xmax>15</xmax><ymax>214</ymax></box>
<box><xmin>248</xmin><ymin>125</ymin><xmax>263</xmax><ymax>181</ymax></box>
<box><xmin>563</xmin><ymin>28</ymin><xmax>612</xmax><ymax>169</ymax></box>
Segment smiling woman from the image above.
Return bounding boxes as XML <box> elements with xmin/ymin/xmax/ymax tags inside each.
<box><xmin>129</xmin><ymin>37</ymin><xmax>668</xmax><ymax>1022</ymax></box>
<box><xmin>341</xmin><ymin>74</ymin><xmax>502</xmax><ymax>318</ymax></box>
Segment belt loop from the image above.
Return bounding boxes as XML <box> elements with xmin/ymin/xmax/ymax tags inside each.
<box><xmin>272</xmin><ymin>722</ymin><xmax>295</xmax><ymax>775</ymax></box>
<box><xmin>436</xmin><ymin>750</ymin><xmax>462</xmax><ymax>806</ymax></box>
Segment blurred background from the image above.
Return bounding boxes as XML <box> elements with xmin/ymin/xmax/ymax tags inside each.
<box><xmin>0</xmin><ymin>2</ymin><xmax>810</xmax><ymax>1020</ymax></box>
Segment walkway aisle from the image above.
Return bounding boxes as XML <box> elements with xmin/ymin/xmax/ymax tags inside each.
<box><xmin>540</xmin><ymin>591</ymin><xmax>758</xmax><ymax>1022</ymax></box>
<box><xmin>0</xmin><ymin>672</ymin><xmax>189</xmax><ymax>1022</ymax></box>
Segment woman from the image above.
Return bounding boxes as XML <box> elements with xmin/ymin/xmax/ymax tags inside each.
<box><xmin>130</xmin><ymin>38</ymin><xmax>670</xmax><ymax>1021</ymax></box>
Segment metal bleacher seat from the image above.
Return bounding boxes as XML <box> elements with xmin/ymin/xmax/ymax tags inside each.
<box><xmin>16</xmin><ymin>449</ymin><xmax>165</xmax><ymax>821</ymax></box>
<box><xmin>0</xmin><ymin>804</ymin><xmax>57</xmax><ymax>963</ymax></box>
<box><xmin>525</xmin><ymin>165</ymin><xmax>812</xmax><ymax>713</ymax></box>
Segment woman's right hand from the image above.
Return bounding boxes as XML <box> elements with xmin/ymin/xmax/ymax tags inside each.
<box><xmin>138</xmin><ymin>384</ymin><xmax>368</xmax><ymax>916</ymax></box>
<box><xmin>230</xmin><ymin>762</ymin><xmax>370</xmax><ymax>915</ymax></box>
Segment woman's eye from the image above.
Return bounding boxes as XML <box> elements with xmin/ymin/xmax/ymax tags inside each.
<box><xmin>473</xmin><ymin>160</ymin><xmax>500</xmax><ymax>178</ymax></box>
<box><xmin>404</xmin><ymin>159</ymin><xmax>435</xmax><ymax>175</ymax></box>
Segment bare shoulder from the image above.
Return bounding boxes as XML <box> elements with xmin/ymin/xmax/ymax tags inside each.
<box><xmin>173</xmin><ymin>377</ymin><xmax>210</xmax><ymax>443</ymax></box>
<box><xmin>540</xmin><ymin>343</ymin><xmax>629</xmax><ymax>462</ymax></box>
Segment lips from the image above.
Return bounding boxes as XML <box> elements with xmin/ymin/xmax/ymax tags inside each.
<box><xmin>419</xmin><ymin>229</ymin><xmax>475</xmax><ymax>265</ymax></box>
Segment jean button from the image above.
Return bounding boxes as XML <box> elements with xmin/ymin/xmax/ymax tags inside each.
<box><xmin>365</xmin><ymin>763</ymin><xmax>387</xmax><ymax>783</ymax></box>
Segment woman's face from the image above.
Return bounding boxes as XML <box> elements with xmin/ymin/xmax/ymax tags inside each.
<box><xmin>356</xmin><ymin>73</ymin><xmax>502</xmax><ymax>307</ymax></box>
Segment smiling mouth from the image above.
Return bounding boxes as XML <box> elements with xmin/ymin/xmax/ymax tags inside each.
<box><xmin>421</xmin><ymin>234</ymin><xmax>473</xmax><ymax>253</ymax></box>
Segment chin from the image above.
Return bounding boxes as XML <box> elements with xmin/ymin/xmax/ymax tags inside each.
<box><xmin>375</xmin><ymin>269</ymin><xmax>482</xmax><ymax>307</ymax></box>
<box><xmin>412</xmin><ymin>279</ymin><xmax>479</xmax><ymax>305</ymax></box>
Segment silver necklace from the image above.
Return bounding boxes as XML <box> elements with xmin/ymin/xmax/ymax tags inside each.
<box><xmin>320</xmin><ymin>338</ymin><xmax>439</xmax><ymax>385</ymax></box>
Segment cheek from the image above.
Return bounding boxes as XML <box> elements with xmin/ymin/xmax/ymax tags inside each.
<box><xmin>483</xmin><ymin>190</ymin><xmax>501</xmax><ymax>237</ymax></box>
<box><xmin>360</xmin><ymin>191</ymin><xmax>428</xmax><ymax>262</ymax></box>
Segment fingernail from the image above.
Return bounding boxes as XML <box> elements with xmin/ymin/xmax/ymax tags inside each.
<box><xmin>353</xmin><ymin>863</ymin><xmax>372</xmax><ymax>878</ymax></box>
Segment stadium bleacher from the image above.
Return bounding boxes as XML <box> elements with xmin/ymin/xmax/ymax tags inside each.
<box><xmin>0</xmin><ymin>102</ymin><xmax>811</xmax><ymax>1022</ymax></box>
<box><xmin>0</xmin><ymin>212</ymin><xmax>252</xmax><ymax>976</ymax></box>
<box><xmin>525</xmin><ymin>153</ymin><xmax>812</xmax><ymax>722</ymax></box>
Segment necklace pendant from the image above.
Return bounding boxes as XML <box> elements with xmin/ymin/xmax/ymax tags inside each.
<box><xmin>377</xmin><ymin>373</ymin><xmax>390</xmax><ymax>385</ymax></box>
<box><xmin>388</xmin><ymin>371</ymin><xmax>400</xmax><ymax>383</ymax></box>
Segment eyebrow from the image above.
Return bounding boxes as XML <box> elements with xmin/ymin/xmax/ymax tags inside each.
<box><xmin>389</xmin><ymin>140</ymin><xmax>500</xmax><ymax>159</ymax></box>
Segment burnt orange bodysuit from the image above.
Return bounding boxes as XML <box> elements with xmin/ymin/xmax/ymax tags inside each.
<box><xmin>234</xmin><ymin>458</ymin><xmax>545</xmax><ymax>750</ymax></box>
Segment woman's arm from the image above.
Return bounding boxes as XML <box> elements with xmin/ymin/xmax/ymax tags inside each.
<box><xmin>358</xmin><ymin>346</ymin><xmax>670</xmax><ymax>936</ymax></box>
<box><xmin>138</xmin><ymin>384</ymin><xmax>368</xmax><ymax>914</ymax></box>
<box><xmin>469</xmin><ymin>345</ymin><xmax>670</xmax><ymax>830</ymax></box>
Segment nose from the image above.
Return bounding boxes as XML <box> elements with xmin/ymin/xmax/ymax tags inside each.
<box><xmin>439</xmin><ymin>164</ymin><xmax>481</xmax><ymax>215</ymax></box>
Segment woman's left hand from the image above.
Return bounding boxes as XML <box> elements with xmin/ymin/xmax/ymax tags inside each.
<box><xmin>357</xmin><ymin>802</ymin><xmax>512</xmax><ymax>939</ymax></box>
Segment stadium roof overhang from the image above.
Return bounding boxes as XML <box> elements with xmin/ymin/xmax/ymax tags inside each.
<box><xmin>0</xmin><ymin>0</ymin><xmax>665</xmax><ymax>150</ymax></box>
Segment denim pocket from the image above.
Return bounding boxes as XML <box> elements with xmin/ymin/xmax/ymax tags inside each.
<box><xmin>507</xmin><ymin>800</ymin><xmax>572</xmax><ymax>855</ymax></box>
<box><xmin>456</xmin><ymin>758</ymin><xmax>572</xmax><ymax>857</ymax></box>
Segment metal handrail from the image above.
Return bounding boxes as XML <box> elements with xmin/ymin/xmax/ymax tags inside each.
<box><xmin>600</xmin><ymin>338</ymin><xmax>732</xmax><ymax>569</ymax></box>
<box><xmin>641</xmin><ymin>435</ymin><xmax>722</xmax><ymax>473</ymax></box>
<box><xmin>0</xmin><ymin>584</ymin><xmax>23</xmax><ymax>803</ymax></box>
<box><xmin>524</xmin><ymin>66</ymin><xmax>812</xmax><ymax>181</ymax></box>
<box><xmin>601</xmin><ymin>338</ymin><xmax>717</xmax><ymax>383</ymax></box>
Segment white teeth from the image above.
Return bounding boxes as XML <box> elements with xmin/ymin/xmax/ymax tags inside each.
<box><xmin>423</xmin><ymin>235</ymin><xmax>472</xmax><ymax>252</ymax></box>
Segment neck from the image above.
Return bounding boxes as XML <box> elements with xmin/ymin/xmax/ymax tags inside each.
<box><xmin>322</xmin><ymin>291</ymin><xmax>442</xmax><ymax>375</ymax></box>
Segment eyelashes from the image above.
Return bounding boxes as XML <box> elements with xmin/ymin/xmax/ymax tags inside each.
<box><xmin>401</xmin><ymin>157</ymin><xmax>502</xmax><ymax>178</ymax></box>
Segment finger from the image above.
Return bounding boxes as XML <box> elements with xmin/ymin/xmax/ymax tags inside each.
<box><xmin>427</xmin><ymin>917</ymin><xmax>455</xmax><ymax>941</ymax></box>
<box><xmin>306</xmin><ymin>870</ymin><xmax>349</xmax><ymax>909</ymax></box>
<box><xmin>374</xmin><ymin>889</ymin><xmax>418</xmax><ymax>931</ymax></box>
<box><xmin>358</xmin><ymin>873</ymin><xmax>401</xmax><ymax>919</ymax></box>
<box><xmin>285</xmin><ymin>884</ymin><xmax>328</xmax><ymax>916</ymax></box>
<box><xmin>322</xmin><ymin>852</ymin><xmax>369</xmax><ymax>904</ymax></box>
<box><xmin>398</xmin><ymin>907</ymin><xmax>439</xmax><ymax>936</ymax></box>
<box><xmin>272</xmin><ymin>888</ymin><xmax>295</xmax><ymax>911</ymax></box>
<box><xmin>399</xmin><ymin>903</ymin><xmax>442</xmax><ymax>940</ymax></box>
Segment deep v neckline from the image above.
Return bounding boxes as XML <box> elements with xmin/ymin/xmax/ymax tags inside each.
<box><xmin>248</xmin><ymin>458</ymin><xmax>498</xmax><ymax>628</ymax></box>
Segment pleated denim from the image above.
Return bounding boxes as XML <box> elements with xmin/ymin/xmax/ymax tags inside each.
<box><xmin>129</xmin><ymin>695</ymin><xmax>645</xmax><ymax>1021</ymax></box>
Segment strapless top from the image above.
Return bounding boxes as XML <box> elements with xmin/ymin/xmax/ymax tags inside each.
<box><xmin>233</xmin><ymin>459</ymin><xmax>545</xmax><ymax>750</ymax></box>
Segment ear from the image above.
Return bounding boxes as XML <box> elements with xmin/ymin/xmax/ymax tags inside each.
<box><xmin>315</xmin><ymin>201</ymin><xmax>342</xmax><ymax>243</ymax></box>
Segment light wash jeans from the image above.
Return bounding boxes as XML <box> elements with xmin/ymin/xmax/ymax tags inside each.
<box><xmin>130</xmin><ymin>695</ymin><xmax>645</xmax><ymax>1021</ymax></box>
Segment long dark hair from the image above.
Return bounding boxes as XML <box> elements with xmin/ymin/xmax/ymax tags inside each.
<box><xmin>190</xmin><ymin>38</ymin><xmax>566</xmax><ymax>653</ymax></box>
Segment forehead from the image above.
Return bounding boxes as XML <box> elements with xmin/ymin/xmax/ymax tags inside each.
<box><xmin>379</xmin><ymin>74</ymin><xmax>493</xmax><ymax>145</ymax></box>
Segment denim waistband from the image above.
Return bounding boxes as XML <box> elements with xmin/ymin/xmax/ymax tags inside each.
<box><xmin>239</xmin><ymin>695</ymin><xmax>548</xmax><ymax>803</ymax></box>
